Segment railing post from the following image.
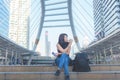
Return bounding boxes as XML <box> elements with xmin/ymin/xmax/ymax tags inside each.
<box><xmin>5</xmin><ymin>48</ymin><xmax>8</xmax><ymax>65</ymax></box>
<box><xmin>103</xmin><ymin>48</ymin><xmax>107</xmax><ymax>64</ymax></box>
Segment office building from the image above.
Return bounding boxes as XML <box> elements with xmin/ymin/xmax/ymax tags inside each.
<box><xmin>9</xmin><ymin>0</ymin><xmax>30</xmax><ymax>48</ymax></box>
<box><xmin>93</xmin><ymin>0</ymin><xmax>120</xmax><ymax>40</ymax></box>
<box><xmin>0</xmin><ymin>0</ymin><xmax>10</xmax><ymax>37</ymax></box>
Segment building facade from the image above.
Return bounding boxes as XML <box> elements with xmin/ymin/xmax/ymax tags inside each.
<box><xmin>0</xmin><ymin>0</ymin><xmax>10</xmax><ymax>37</ymax></box>
<box><xmin>9</xmin><ymin>0</ymin><xmax>30</xmax><ymax>48</ymax></box>
<box><xmin>93</xmin><ymin>0</ymin><xmax>120</xmax><ymax>40</ymax></box>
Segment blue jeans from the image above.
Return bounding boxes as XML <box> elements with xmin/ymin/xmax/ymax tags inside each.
<box><xmin>56</xmin><ymin>53</ymin><xmax>69</xmax><ymax>76</ymax></box>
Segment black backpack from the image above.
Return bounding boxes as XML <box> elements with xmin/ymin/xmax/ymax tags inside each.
<box><xmin>72</xmin><ymin>52</ymin><xmax>91</xmax><ymax>72</ymax></box>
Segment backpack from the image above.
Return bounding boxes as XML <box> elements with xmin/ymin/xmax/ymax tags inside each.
<box><xmin>72</xmin><ymin>52</ymin><xmax>91</xmax><ymax>72</ymax></box>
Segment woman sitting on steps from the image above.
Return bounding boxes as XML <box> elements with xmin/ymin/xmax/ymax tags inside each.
<box><xmin>52</xmin><ymin>33</ymin><xmax>73</xmax><ymax>80</ymax></box>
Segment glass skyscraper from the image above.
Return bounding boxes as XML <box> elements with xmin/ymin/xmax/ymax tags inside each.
<box><xmin>93</xmin><ymin>0</ymin><xmax>120</xmax><ymax>40</ymax></box>
<box><xmin>0</xmin><ymin>0</ymin><xmax>10</xmax><ymax>37</ymax></box>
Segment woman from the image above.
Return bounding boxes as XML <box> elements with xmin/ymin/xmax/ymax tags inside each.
<box><xmin>54</xmin><ymin>33</ymin><xmax>73</xmax><ymax>80</ymax></box>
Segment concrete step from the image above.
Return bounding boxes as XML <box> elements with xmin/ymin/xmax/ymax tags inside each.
<box><xmin>0</xmin><ymin>71</ymin><xmax>120</xmax><ymax>80</ymax></box>
<box><xmin>0</xmin><ymin>64</ymin><xmax>120</xmax><ymax>72</ymax></box>
<box><xmin>91</xmin><ymin>64</ymin><xmax>120</xmax><ymax>71</ymax></box>
<box><xmin>23</xmin><ymin>59</ymin><xmax>55</xmax><ymax>65</ymax></box>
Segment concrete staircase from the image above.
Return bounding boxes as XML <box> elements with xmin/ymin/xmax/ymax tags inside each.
<box><xmin>0</xmin><ymin>64</ymin><xmax>120</xmax><ymax>80</ymax></box>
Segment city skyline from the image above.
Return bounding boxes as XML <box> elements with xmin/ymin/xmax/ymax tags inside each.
<box><xmin>0</xmin><ymin>0</ymin><xmax>94</xmax><ymax>57</ymax></box>
<box><xmin>0</xmin><ymin>0</ymin><xmax>120</xmax><ymax>68</ymax></box>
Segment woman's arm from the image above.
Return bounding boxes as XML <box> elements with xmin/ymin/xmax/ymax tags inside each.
<box><xmin>56</xmin><ymin>39</ymin><xmax>73</xmax><ymax>54</ymax></box>
<box><xmin>66</xmin><ymin>46</ymin><xmax>71</xmax><ymax>55</ymax></box>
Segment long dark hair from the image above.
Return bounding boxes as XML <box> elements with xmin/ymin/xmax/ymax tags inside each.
<box><xmin>58</xmin><ymin>33</ymin><xmax>69</xmax><ymax>49</ymax></box>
